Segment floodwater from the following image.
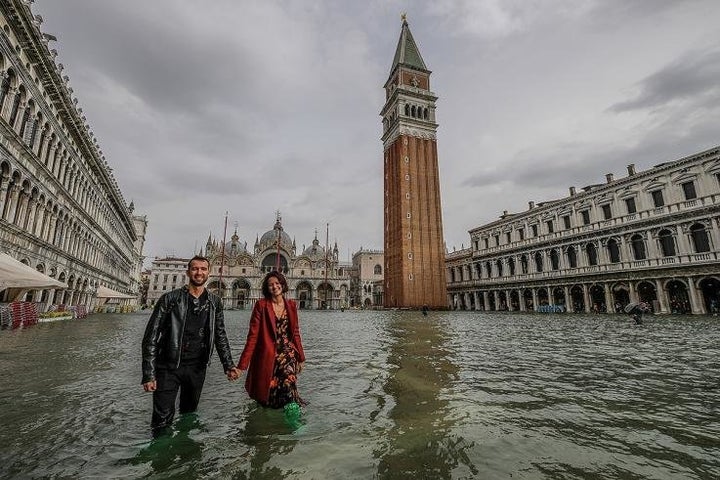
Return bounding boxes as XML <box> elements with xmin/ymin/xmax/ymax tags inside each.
<box><xmin>0</xmin><ymin>310</ymin><xmax>719</xmax><ymax>479</ymax></box>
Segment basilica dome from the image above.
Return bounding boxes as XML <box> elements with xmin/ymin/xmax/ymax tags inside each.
<box><xmin>257</xmin><ymin>215</ymin><xmax>293</xmax><ymax>251</ymax></box>
<box><xmin>302</xmin><ymin>237</ymin><xmax>326</xmax><ymax>259</ymax></box>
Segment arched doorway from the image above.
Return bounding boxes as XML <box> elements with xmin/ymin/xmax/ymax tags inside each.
<box><xmin>611</xmin><ymin>283</ymin><xmax>630</xmax><ymax>312</ymax></box>
<box><xmin>317</xmin><ymin>282</ymin><xmax>333</xmax><ymax>309</ymax></box>
<box><xmin>552</xmin><ymin>287</ymin><xmax>565</xmax><ymax>307</ymax></box>
<box><xmin>523</xmin><ymin>289</ymin><xmax>534</xmax><ymax>311</ymax></box>
<box><xmin>570</xmin><ymin>285</ymin><xmax>584</xmax><ymax>312</ymax></box>
<box><xmin>666</xmin><ymin>280</ymin><xmax>690</xmax><ymax>314</ymax></box>
<box><xmin>296</xmin><ymin>281</ymin><xmax>313</xmax><ymax>309</ymax></box>
<box><xmin>509</xmin><ymin>290</ymin><xmax>520</xmax><ymax>311</ymax></box>
<box><xmin>637</xmin><ymin>281</ymin><xmax>658</xmax><ymax>312</ymax></box>
<box><xmin>698</xmin><ymin>277</ymin><xmax>720</xmax><ymax>314</ymax></box>
<box><xmin>233</xmin><ymin>279</ymin><xmax>251</xmax><ymax>309</ymax></box>
<box><xmin>589</xmin><ymin>285</ymin><xmax>605</xmax><ymax>312</ymax></box>
<box><xmin>498</xmin><ymin>291</ymin><xmax>508</xmax><ymax>310</ymax></box>
<box><xmin>537</xmin><ymin>287</ymin><xmax>549</xmax><ymax>306</ymax></box>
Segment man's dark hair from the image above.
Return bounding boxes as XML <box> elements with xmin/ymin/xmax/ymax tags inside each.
<box><xmin>187</xmin><ymin>255</ymin><xmax>210</xmax><ymax>270</ymax></box>
<box><xmin>261</xmin><ymin>271</ymin><xmax>288</xmax><ymax>299</ymax></box>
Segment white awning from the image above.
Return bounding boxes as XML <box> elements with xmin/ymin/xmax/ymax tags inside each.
<box><xmin>0</xmin><ymin>253</ymin><xmax>67</xmax><ymax>290</ymax></box>
<box><xmin>96</xmin><ymin>285</ymin><xmax>136</xmax><ymax>299</ymax></box>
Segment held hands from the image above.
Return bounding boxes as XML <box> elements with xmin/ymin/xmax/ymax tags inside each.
<box><xmin>227</xmin><ymin>367</ymin><xmax>242</xmax><ymax>381</ymax></box>
<box><xmin>143</xmin><ymin>380</ymin><xmax>156</xmax><ymax>392</ymax></box>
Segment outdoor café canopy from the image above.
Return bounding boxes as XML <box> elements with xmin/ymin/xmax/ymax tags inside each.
<box><xmin>0</xmin><ymin>252</ymin><xmax>67</xmax><ymax>291</ymax></box>
<box><xmin>96</xmin><ymin>285</ymin><xmax>136</xmax><ymax>299</ymax></box>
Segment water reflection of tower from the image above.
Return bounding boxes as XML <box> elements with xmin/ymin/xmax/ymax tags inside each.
<box><xmin>381</xmin><ymin>14</ymin><xmax>447</xmax><ymax>309</ymax></box>
<box><xmin>376</xmin><ymin>312</ymin><xmax>475</xmax><ymax>478</ymax></box>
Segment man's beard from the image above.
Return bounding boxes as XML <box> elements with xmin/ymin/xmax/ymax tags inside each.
<box><xmin>189</xmin><ymin>276</ymin><xmax>206</xmax><ymax>287</ymax></box>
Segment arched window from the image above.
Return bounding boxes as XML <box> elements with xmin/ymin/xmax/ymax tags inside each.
<box><xmin>607</xmin><ymin>239</ymin><xmax>621</xmax><ymax>263</ymax></box>
<box><xmin>8</xmin><ymin>89</ymin><xmax>21</xmax><ymax>127</ymax></box>
<box><xmin>411</xmin><ymin>105</ymin><xmax>416</xmax><ymax>117</ymax></box>
<box><xmin>423</xmin><ymin>108</ymin><xmax>428</xmax><ymax>120</ymax></box>
<box><xmin>550</xmin><ymin>249</ymin><xmax>560</xmax><ymax>270</ymax></box>
<box><xmin>690</xmin><ymin>224</ymin><xmax>710</xmax><ymax>253</ymax></box>
<box><xmin>373</xmin><ymin>264</ymin><xmax>382</xmax><ymax>275</ymax></box>
<box><xmin>586</xmin><ymin>243</ymin><xmax>598</xmax><ymax>266</ymax></box>
<box><xmin>658</xmin><ymin>229</ymin><xmax>676</xmax><ymax>257</ymax></box>
<box><xmin>508</xmin><ymin>257</ymin><xmax>515</xmax><ymax>276</ymax></box>
<box><xmin>631</xmin><ymin>234</ymin><xmax>646</xmax><ymax>260</ymax></box>
<box><xmin>534</xmin><ymin>252</ymin><xmax>543</xmax><ymax>272</ymax></box>
<box><xmin>18</xmin><ymin>99</ymin><xmax>32</xmax><ymax>138</ymax></box>
<box><xmin>404</xmin><ymin>104</ymin><xmax>409</xmax><ymax>116</ymax></box>
<box><xmin>485</xmin><ymin>261</ymin><xmax>492</xmax><ymax>278</ymax></box>
<box><xmin>496</xmin><ymin>259</ymin><xmax>503</xmax><ymax>277</ymax></box>
<box><xmin>567</xmin><ymin>246</ymin><xmax>577</xmax><ymax>268</ymax></box>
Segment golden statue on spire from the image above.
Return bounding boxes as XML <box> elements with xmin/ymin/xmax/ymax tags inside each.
<box><xmin>401</xmin><ymin>12</ymin><xmax>407</xmax><ymax>22</ymax></box>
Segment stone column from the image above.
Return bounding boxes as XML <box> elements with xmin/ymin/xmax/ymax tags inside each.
<box><xmin>655</xmin><ymin>279</ymin><xmax>669</xmax><ymax>314</ymax></box>
<box><xmin>519</xmin><ymin>289</ymin><xmax>526</xmax><ymax>312</ymax></box>
<box><xmin>3</xmin><ymin>183</ymin><xmax>19</xmax><ymax>223</ymax></box>
<box><xmin>687</xmin><ymin>277</ymin><xmax>704</xmax><ymax>314</ymax></box>
<box><xmin>563</xmin><ymin>286</ymin><xmax>570</xmax><ymax>311</ymax></box>
<box><xmin>583</xmin><ymin>284</ymin><xmax>592</xmax><ymax>313</ymax></box>
<box><xmin>531</xmin><ymin>289</ymin><xmax>538</xmax><ymax>312</ymax></box>
<box><xmin>473</xmin><ymin>291</ymin><xmax>480</xmax><ymax>311</ymax></box>
<box><xmin>645</xmin><ymin>230</ymin><xmax>659</xmax><ymax>259</ymax></box>
<box><xmin>483</xmin><ymin>291</ymin><xmax>489</xmax><ymax>311</ymax></box>
<box><xmin>629</xmin><ymin>282</ymin><xmax>638</xmax><ymax>304</ymax></box>
<box><xmin>604</xmin><ymin>284</ymin><xmax>613</xmax><ymax>313</ymax></box>
<box><xmin>493</xmin><ymin>291</ymin><xmax>500</xmax><ymax>311</ymax></box>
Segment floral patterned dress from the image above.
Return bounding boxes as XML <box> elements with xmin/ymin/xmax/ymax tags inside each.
<box><xmin>267</xmin><ymin>310</ymin><xmax>305</xmax><ymax>408</ymax></box>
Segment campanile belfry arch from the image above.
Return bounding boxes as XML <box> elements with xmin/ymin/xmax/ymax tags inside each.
<box><xmin>381</xmin><ymin>16</ymin><xmax>447</xmax><ymax>308</ymax></box>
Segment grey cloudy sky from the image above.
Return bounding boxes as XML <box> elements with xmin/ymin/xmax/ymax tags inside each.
<box><xmin>33</xmin><ymin>0</ymin><xmax>720</xmax><ymax>264</ymax></box>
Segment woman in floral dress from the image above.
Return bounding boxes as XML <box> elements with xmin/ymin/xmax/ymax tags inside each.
<box><xmin>238</xmin><ymin>271</ymin><xmax>306</xmax><ymax>409</ymax></box>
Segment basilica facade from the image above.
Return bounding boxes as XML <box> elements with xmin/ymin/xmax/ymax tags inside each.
<box><xmin>446</xmin><ymin>146</ymin><xmax>720</xmax><ymax>315</ymax></box>
<box><xmin>0</xmin><ymin>1</ymin><xmax>145</xmax><ymax>311</ymax></box>
<box><xmin>201</xmin><ymin>214</ymin><xmax>352</xmax><ymax>310</ymax></box>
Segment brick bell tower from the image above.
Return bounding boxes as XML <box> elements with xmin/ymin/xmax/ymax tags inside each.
<box><xmin>381</xmin><ymin>15</ymin><xmax>447</xmax><ymax>309</ymax></box>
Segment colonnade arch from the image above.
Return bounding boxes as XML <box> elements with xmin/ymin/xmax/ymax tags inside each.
<box><xmin>449</xmin><ymin>274</ymin><xmax>719</xmax><ymax>315</ymax></box>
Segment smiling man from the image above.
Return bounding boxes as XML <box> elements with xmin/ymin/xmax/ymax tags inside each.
<box><xmin>141</xmin><ymin>255</ymin><xmax>239</xmax><ymax>436</ymax></box>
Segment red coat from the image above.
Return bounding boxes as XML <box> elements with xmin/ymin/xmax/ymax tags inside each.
<box><xmin>238</xmin><ymin>298</ymin><xmax>306</xmax><ymax>404</ymax></box>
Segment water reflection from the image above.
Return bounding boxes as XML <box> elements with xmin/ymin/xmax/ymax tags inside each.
<box><xmin>132</xmin><ymin>413</ymin><xmax>203</xmax><ymax>476</ymax></box>
<box><xmin>376</xmin><ymin>311</ymin><xmax>476</xmax><ymax>479</ymax></box>
<box><xmin>231</xmin><ymin>403</ymin><xmax>301</xmax><ymax>480</ymax></box>
<box><xmin>1</xmin><ymin>312</ymin><xmax>719</xmax><ymax>479</ymax></box>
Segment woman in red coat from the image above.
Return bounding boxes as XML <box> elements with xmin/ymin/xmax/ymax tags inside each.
<box><xmin>238</xmin><ymin>271</ymin><xmax>306</xmax><ymax>408</ymax></box>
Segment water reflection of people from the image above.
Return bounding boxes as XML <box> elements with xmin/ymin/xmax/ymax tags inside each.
<box><xmin>132</xmin><ymin>413</ymin><xmax>203</xmax><ymax>474</ymax></box>
<box><xmin>237</xmin><ymin>272</ymin><xmax>306</xmax><ymax>415</ymax></box>
<box><xmin>141</xmin><ymin>255</ymin><xmax>239</xmax><ymax>437</ymax></box>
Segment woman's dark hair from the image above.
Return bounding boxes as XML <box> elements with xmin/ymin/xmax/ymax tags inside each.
<box><xmin>261</xmin><ymin>271</ymin><xmax>288</xmax><ymax>299</ymax></box>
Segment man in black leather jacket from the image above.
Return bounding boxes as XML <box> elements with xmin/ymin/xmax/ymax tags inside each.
<box><xmin>141</xmin><ymin>255</ymin><xmax>239</xmax><ymax>435</ymax></box>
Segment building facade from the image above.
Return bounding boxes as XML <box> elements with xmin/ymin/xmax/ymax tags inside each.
<box><xmin>197</xmin><ymin>213</ymin><xmax>351</xmax><ymax>310</ymax></box>
<box><xmin>349</xmin><ymin>248</ymin><xmax>384</xmax><ymax>308</ymax></box>
<box><xmin>146</xmin><ymin>257</ymin><xmax>189</xmax><ymax>307</ymax></box>
<box><xmin>446</xmin><ymin>147</ymin><xmax>720</xmax><ymax>315</ymax></box>
<box><xmin>0</xmin><ymin>1</ymin><xmax>145</xmax><ymax>311</ymax></box>
<box><xmin>381</xmin><ymin>17</ymin><xmax>447</xmax><ymax>309</ymax></box>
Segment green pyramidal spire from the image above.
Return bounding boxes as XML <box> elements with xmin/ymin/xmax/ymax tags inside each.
<box><xmin>390</xmin><ymin>15</ymin><xmax>428</xmax><ymax>74</ymax></box>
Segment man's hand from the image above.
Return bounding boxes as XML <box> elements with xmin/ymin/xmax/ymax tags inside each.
<box><xmin>227</xmin><ymin>367</ymin><xmax>241</xmax><ymax>381</ymax></box>
<box><xmin>143</xmin><ymin>380</ymin><xmax>156</xmax><ymax>392</ymax></box>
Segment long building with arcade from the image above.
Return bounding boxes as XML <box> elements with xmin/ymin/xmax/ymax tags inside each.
<box><xmin>446</xmin><ymin>146</ymin><xmax>720</xmax><ymax>315</ymax></box>
<box><xmin>0</xmin><ymin>0</ymin><xmax>146</xmax><ymax>316</ymax></box>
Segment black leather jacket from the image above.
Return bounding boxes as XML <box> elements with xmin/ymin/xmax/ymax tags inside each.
<box><xmin>141</xmin><ymin>286</ymin><xmax>234</xmax><ymax>384</ymax></box>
